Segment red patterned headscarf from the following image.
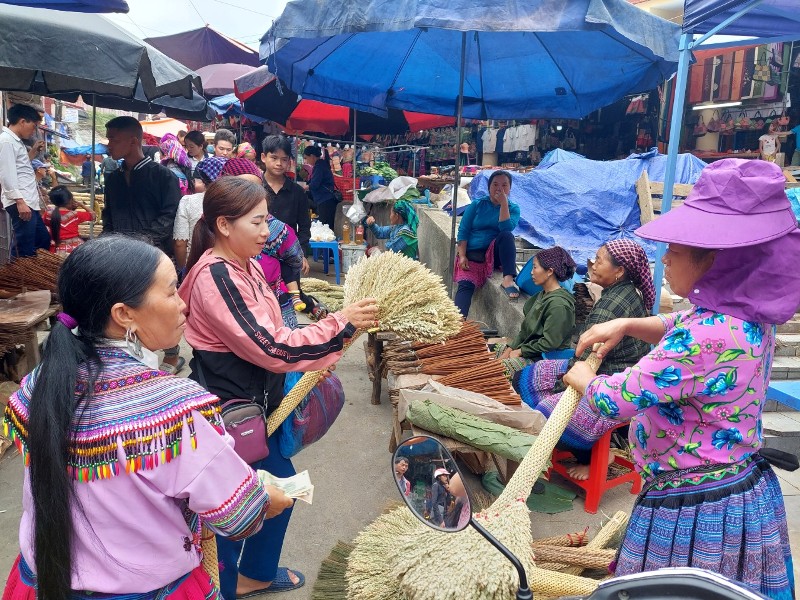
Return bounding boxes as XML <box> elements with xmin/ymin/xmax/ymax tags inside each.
<box><xmin>536</xmin><ymin>246</ymin><xmax>576</xmax><ymax>282</ymax></box>
<box><xmin>221</xmin><ymin>158</ymin><xmax>263</xmax><ymax>178</ymax></box>
<box><xmin>604</xmin><ymin>239</ymin><xmax>656</xmax><ymax>311</ymax></box>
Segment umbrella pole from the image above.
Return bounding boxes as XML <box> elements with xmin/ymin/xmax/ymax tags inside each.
<box><xmin>353</xmin><ymin>110</ymin><xmax>357</xmax><ymax>203</ymax></box>
<box><xmin>447</xmin><ymin>31</ymin><xmax>467</xmax><ymax>297</ymax></box>
<box><xmin>651</xmin><ymin>32</ymin><xmax>691</xmax><ymax>314</ymax></box>
<box><xmin>89</xmin><ymin>94</ymin><xmax>97</xmax><ymax>239</ymax></box>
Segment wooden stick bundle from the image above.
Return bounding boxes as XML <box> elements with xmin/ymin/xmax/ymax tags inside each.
<box><xmin>437</xmin><ymin>360</ymin><xmax>521</xmax><ymax>405</ymax></box>
<box><xmin>0</xmin><ymin>250</ymin><xmax>63</xmax><ymax>294</ymax></box>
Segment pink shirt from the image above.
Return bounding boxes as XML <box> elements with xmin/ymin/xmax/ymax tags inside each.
<box><xmin>586</xmin><ymin>308</ymin><xmax>774</xmax><ymax>480</ymax></box>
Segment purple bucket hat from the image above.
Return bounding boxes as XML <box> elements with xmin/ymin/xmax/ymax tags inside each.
<box><xmin>635</xmin><ymin>159</ymin><xmax>796</xmax><ymax>248</ymax></box>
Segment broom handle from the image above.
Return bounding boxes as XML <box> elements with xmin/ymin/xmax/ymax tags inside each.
<box><xmin>266</xmin><ymin>330</ymin><xmax>363</xmax><ymax>436</ymax></box>
<box><xmin>493</xmin><ymin>349</ymin><xmax>602</xmax><ymax>507</ymax></box>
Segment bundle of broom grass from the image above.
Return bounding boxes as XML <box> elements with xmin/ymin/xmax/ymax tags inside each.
<box><xmin>268</xmin><ymin>251</ymin><xmax>462</xmax><ymax>435</ymax></box>
<box><xmin>343</xmin><ymin>350</ymin><xmax>606</xmax><ymax>600</ymax></box>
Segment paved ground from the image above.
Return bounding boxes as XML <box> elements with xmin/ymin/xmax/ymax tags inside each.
<box><xmin>1</xmin><ymin>263</ymin><xmax>799</xmax><ymax>597</ymax></box>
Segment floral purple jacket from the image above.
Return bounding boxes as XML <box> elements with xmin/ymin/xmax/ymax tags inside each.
<box><xmin>586</xmin><ymin>307</ymin><xmax>775</xmax><ymax>479</ymax></box>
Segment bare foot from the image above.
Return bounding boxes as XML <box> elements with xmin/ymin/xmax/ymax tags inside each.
<box><xmin>565</xmin><ymin>463</ymin><xmax>591</xmax><ymax>480</ymax></box>
<box><xmin>236</xmin><ymin>572</ymin><xmax>301</xmax><ymax>596</ymax></box>
<box><xmin>564</xmin><ymin>450</ymin><xmax>615</xmax><ymax>481</ymax></box>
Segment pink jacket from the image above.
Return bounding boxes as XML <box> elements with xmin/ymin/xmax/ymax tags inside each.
<box><xmin>180</xmin><ymin>250</ymin><xmax>353</xmax><ymax>374</ymax></box>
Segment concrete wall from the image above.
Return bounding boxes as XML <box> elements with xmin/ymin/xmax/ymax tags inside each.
<box><xmin>418</xmin><ymin>207</ymin><xmax>525</xmax><ymax>338</ymax></box>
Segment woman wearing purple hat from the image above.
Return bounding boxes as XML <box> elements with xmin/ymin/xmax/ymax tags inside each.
<box><xmin>564</xmin><ymin>159</ymin><xmax>800</xmax><ymax>598</ymax></box>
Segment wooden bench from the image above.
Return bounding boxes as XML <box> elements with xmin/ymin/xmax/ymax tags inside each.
<box><xmin>636</xmin><ymin>171</ymin><xmax>694</xmax><ymax>225</ymax></box>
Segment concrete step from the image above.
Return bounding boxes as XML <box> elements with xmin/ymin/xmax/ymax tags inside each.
<box><xmin>776</xmin><ymin>334</ymin><xmax>800</xmax><ymax>357</ymax></box>
<box><xmin>763</xmin><ymin>411</ymin><xmax>800</xmax><ymax>456</ymax></box>
<box><xmin>777</xmin><ymin>317</ymin><xmax>800</xmax><ymax>335</ymax></box>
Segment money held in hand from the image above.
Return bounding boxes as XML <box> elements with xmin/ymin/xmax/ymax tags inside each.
<box><xmin>257</xmin><ymin>470</ymin><xmax>315</xmax><ymax>505</ymax></box>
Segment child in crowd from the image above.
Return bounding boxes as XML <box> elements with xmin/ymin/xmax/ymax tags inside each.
<box><xmin>43</xmin><ymin>185</ymin><xmax>95</xmax><ymax>255</ymax></box>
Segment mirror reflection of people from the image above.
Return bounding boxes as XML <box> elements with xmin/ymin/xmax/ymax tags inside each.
<box><xmin>364</xmin><ymin>200</ymin><xmax>419</xmax><ymax>259</ymax></box>
<box><xmin>429</xmin><ymin>468</ymin><xmax>450</xmax><ymax>527</ymax></box>
<box><xmin>563</xmin><ymin>159</ymin><xmax>799</xmax><ymax>597</ymax></box>
<box><xmin>448</xmin><ymin>473</ymin><xmax>471</xmax><ymax>530</ymax></box>
<box><xmin>394</xmin><ymin>457</ymin><xmax>411</xmax><ymax>497</ymax></box>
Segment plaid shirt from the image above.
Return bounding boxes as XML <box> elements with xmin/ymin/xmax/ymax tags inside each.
<box><xmin>574</xmin><ymin>280</ymin><xmax>650</xmax><ymax>375</ymax></box>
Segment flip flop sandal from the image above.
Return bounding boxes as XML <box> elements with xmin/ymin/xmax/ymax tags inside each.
<box><xmin>159</xmin><ymin>356</ymin><xmax>186</xmax><ymax>375</ymax></box>
<box><xmin>501</xmin><ymin>284</ymin><xmax>520</xmax><ymax>300</ymax></box>
<box><xmin>235</xmin><ymin>568</ymin><xmax>306</xmax><ymax>597</ymax></box>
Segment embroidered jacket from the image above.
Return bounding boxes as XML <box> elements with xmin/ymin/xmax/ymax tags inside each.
<box><xmin>2</xmin><ymin>349</ymin><xmax>270</xmax><ymax>593</ymax></box>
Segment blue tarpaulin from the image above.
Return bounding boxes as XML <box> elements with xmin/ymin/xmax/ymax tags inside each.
<box><xmin>469</xmin><ymin>151</ymin><xmax>707</xmax><ymax>263</ymax></box>
<box><xmin>537</xmin><ymin>149</ymin><xmax>584</xmax><ymax>169</ymax></box>
<box><xmin>62</xmin><ymin>143</ymin><xmax>107</xmax><ymax>155</ymax></box>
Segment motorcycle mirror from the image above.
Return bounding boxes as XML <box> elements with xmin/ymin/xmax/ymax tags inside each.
<box><xmin>392</xmin><ymin>435</ymin><xmax>472</xmax><ymax>532</ymax></box>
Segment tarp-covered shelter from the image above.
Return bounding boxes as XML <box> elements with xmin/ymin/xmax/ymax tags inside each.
<box><xmin>146</xmin><ymin>26</ymin><xmax>260</xmax><ymax>72</ymax></box>
<box><xmin>0</xmin><ymin>0</ymin><xmax>128</xmax><ymax>11</ymax></box>
<box><xmin>469</xmin><ymin>151</ymin><xmax>707</xmax><ymax>263</ymax></box>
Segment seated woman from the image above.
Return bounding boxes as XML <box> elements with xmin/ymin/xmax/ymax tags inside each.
<box><xmin>43</xmin><ymin>185</ymin><xmax>95</xmax><ymax>255</ymax></box>
<box><xmin>454</xmin><ymin>170</ymin><xmax>521</xmax><ymax>318</ymax></box>
<box><xmin>496</xmin><ymin>246</ymin><xmax>576</xmax><ymax>379</ymax></box>
<box><xmin>515</xmin><ymin>239</ymin><xmax>655</xmax><ymax>480</ymax></box>
<box><xmin>364</xmin><ymin>200</ymin><xmax>418</xmax><ymax>259</ymax></box>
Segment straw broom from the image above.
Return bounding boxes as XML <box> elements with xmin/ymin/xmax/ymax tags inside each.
<box><xmin>344</xmin><ymin>350</ymin><xmax>605</xmax><ymax>600</ymax></box>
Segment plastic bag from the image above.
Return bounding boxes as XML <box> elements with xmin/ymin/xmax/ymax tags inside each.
<box><xmin>278</xmin><ymin>372</ymin><xmax>346</xmax><ymax>458</ymax></box>
<box><xmin>310</xmin><ymin>220</ymin><xmax>336</xmax><ymax>241</ymax></box>
<box><xmin>346</xmin><ymin>197</ymin><xmax>367</xmax><ymax>223</ymax></box>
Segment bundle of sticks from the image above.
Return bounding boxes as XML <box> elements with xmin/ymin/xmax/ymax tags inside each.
<box><xmin>437</xmin><ymin>360</ymin><xmax>521</xmax><ymax>406</ymax></box>
<box><xmin>0</xmin><ymin>251</ymin><xmax>64</xmax><ymax>296</ymax></box>
<box><xmin>381</xmin><ymin>321</ymin><xmax>490</xmax><ymax>376</ymax></box>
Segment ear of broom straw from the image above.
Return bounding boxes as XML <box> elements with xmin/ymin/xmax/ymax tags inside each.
<box><xmin>201</xmin><ymin>527</ymin><xmax>220</xmax><ymax>589</ymax></box>
<box><xmin>493</xmin><ymin>348</ymin><xmax>602</xmax><ymax>507</ymax></box>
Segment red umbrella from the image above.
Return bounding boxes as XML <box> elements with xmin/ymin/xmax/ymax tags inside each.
<box><xmin>234</xmin><ymin>66</ymin><xmax>453</xmax><ymax>135</ymax></box>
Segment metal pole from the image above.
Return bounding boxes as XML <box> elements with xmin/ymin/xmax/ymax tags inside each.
<box><xmin>447</xmin><ymin>31</ymin><xmax>468</xmax><ymax>297</ymax></box>
<box><xmin>89</xmin><ymin>94</ymin><xmax>97</xmax><ymax>238</ymax></box>
<box><xmin>353</xmin><ymin>109</ymin><xmax>357</xmax><ymax>200</ymax></box>
<box><xmin>651</xmin><ymin>33</ymin><xmax>691</xmax><ymax>314</ymax></box>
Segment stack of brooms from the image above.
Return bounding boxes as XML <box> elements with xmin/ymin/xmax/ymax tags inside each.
<box><xmin>202</xmin><ymin>251</ymin><xmax>464</xmax><ymax>585</ymax></box>
<box><xmin>311</xmin><ymin>348</ymin><xmax>628</xmax><ymax>600</ymax></box>
<box><xmin>380</xmin><ymin>320</ymin><xmax>521</xmax><ymax>405</ymax></box>
<box><xmin>0</xmin><ymin>250</ymin><xmax>63</xmax><ymax>297</ymax></box>
<box><xmin>300</xmin><ymin>278</ymin><xmax>344</xmax><ymax>312</ymax></box>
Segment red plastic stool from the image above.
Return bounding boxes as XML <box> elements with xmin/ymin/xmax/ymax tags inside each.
<box><xmin>548</xmin><ymin>423</ymin><xmax>642</xmax><ymax>514</ymax></box>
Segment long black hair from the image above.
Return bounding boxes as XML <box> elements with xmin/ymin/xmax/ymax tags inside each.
<box><xmin>28</xmin><ymin>235</ymin><xmax>162</xmax><ymax>600</ymax></box>
<box><xmin>47</xmin><ymin>186</ymin><xmax>73</xmax><ymax>247</ymax></box>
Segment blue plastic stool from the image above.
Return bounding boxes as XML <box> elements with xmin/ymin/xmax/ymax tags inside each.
<box><xmin>542</xmin><ymin>348</ymin><xmax>576</xmax><ymax>360</ymax></box>
<box><xmin>310</xmin><ymin>240</ymin><xmax>341</xmax><ymax>284</ymax></box>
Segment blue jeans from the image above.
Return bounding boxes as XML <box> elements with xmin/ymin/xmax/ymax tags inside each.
<box><xmin>6</xmin><ymin>205</ymin><xmax>51</xmax><ymax>257</ymax></box>
<box><xmin>454</xmin><ymin>230</ymin><xmax>517</xmax><ymax>318</ymax></box>
<box><xmin>217</xmin><ymin>433</ymin><xmax>296</xmax><ymax>600</ymax></box>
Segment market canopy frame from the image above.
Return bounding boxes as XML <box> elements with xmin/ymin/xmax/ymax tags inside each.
<box><xmin>653</xmin><ymin>0</ymin><xmax>800</xmax><ymax>313</ymax></box>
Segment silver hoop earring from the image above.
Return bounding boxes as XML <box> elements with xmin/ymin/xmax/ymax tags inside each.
<box><xmin>125</xmin><ymin>327</ymin><xmax>143</xmax><ymax>358</ymax></box>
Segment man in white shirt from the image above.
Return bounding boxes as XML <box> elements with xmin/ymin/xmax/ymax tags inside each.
<box><xmin>0</xmin><ymin>104</ymin><xmax>51</xmax><ymax>257</ymax></box>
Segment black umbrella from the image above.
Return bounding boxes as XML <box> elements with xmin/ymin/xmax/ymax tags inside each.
<box><xmin>0</xmin><ymin>4</ymin><xmax>201</xmax><ymax>101</ymax></box>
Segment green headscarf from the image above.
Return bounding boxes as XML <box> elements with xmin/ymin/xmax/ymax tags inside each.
<box><xmin>393</xmin><ymin>200</ymin><xmax>419</xmax><ymax>259</ymax></box>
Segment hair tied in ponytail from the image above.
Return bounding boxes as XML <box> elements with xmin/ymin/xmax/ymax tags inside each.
<box><xmin>56</xmin><ymin>312</ymin><xmax>78</xmax><ymax>330</ymax></box>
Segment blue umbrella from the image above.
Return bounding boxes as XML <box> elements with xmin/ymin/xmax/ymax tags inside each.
<box><xmin>264</xmin><ymin>0</ymin><xmax>681</xmax><ymax>294</ymax></box>
<box><xmin>264</xmin><ymin>0</ymin><xmax>680</xmax><ymax>120</ymax></box>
